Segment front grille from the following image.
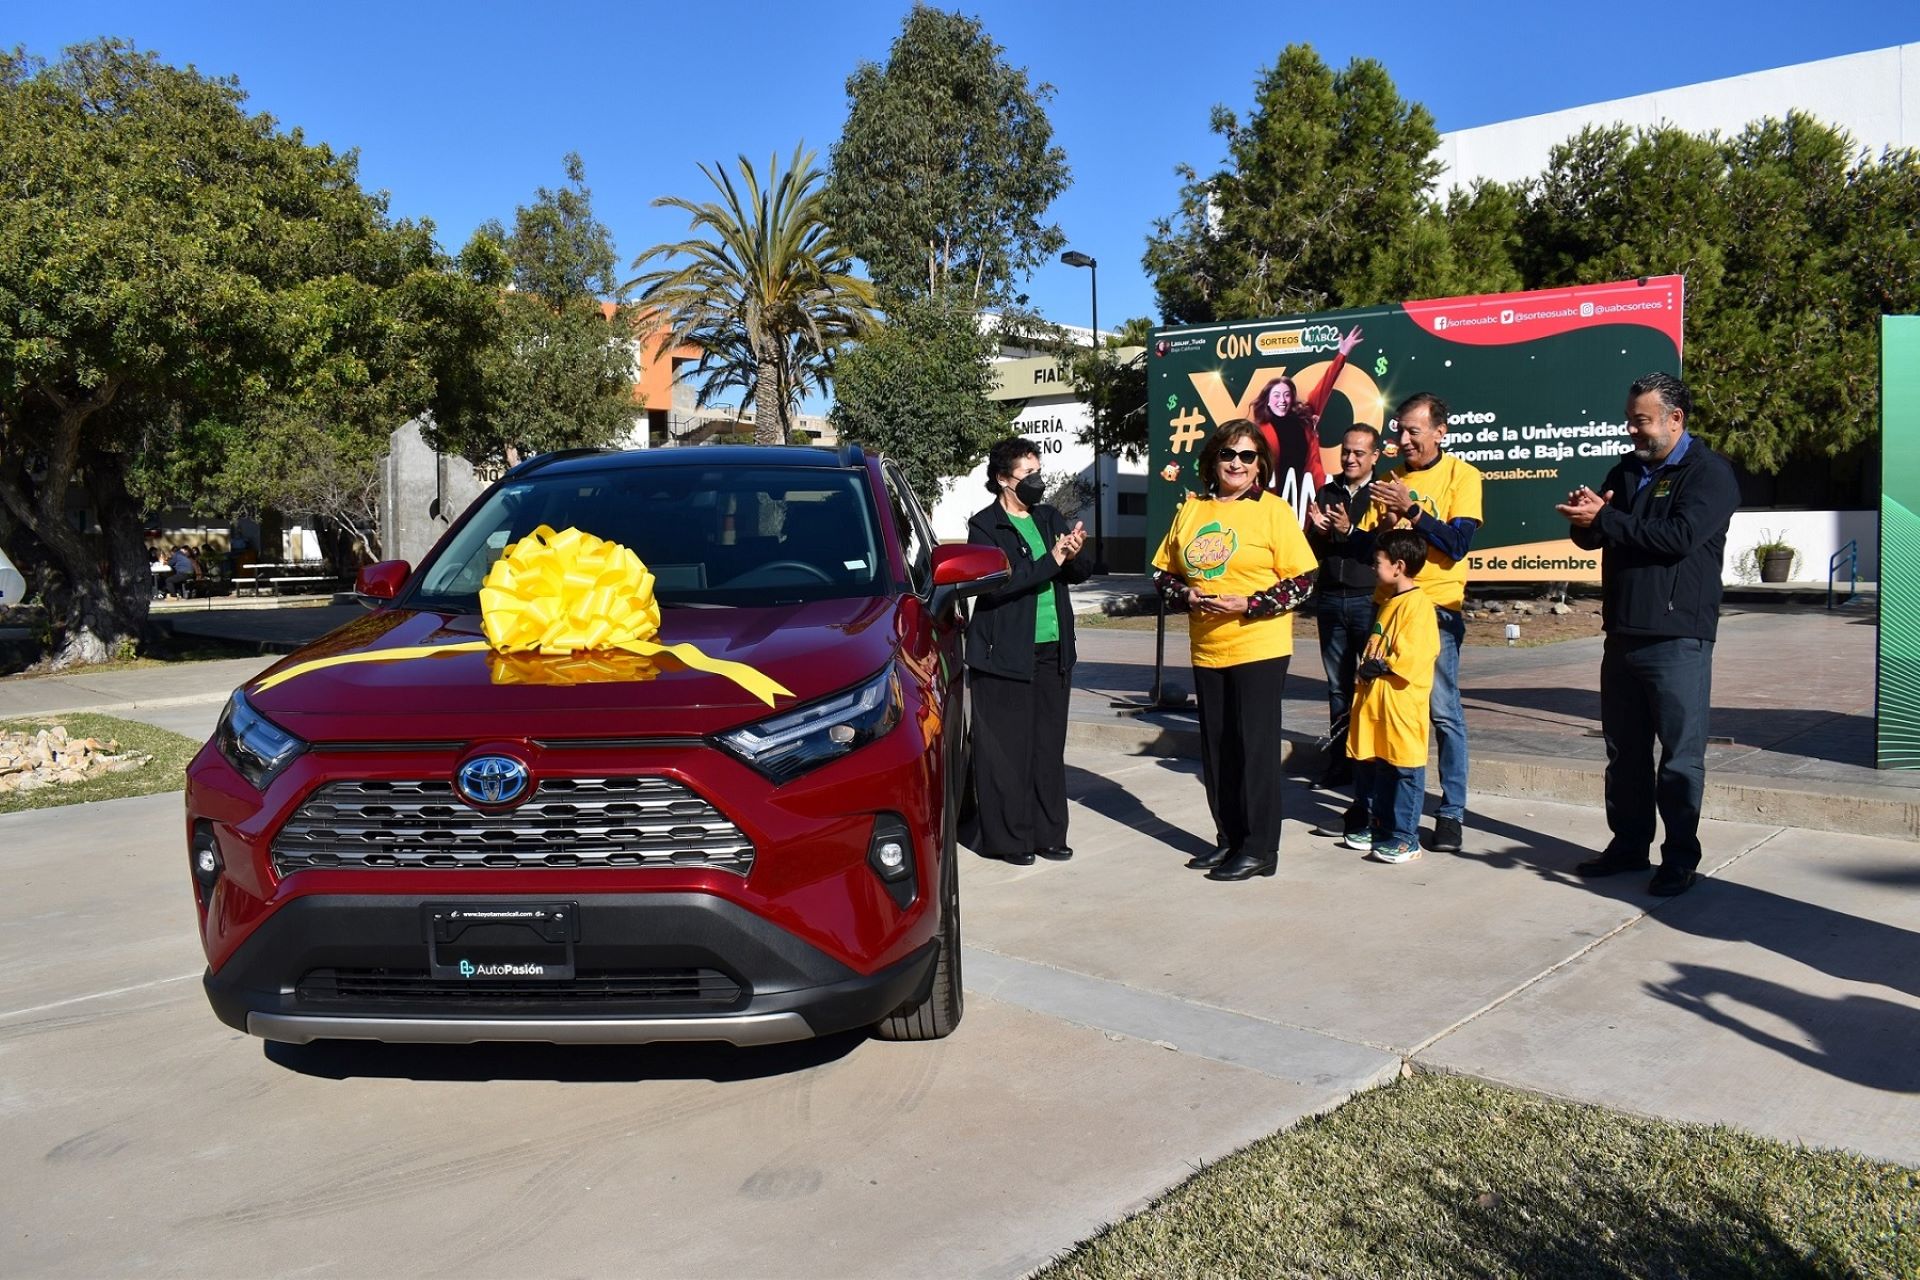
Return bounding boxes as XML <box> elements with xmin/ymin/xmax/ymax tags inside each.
<box><xmin>296</xmin><ymin>967</ymin><xmax>743</xmax><ymax>1007</ymax></box>
<box><xmin>271</xmin><ymin>777</ymin><xmax>754</xmax><ymax>875</ymax></box>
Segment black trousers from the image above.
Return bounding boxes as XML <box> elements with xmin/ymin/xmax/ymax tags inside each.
<box><xmin>968</xmin><ymin>643</ymin><xmax>1070</xmax><ymax>857</ymax></box>
<box><xmin>1192</xmin><ymin>656</ymin><xmax>1291</xmax><ymax>857</ymax></box>
<box><xmin>1601</xmin><ymin>635</ymin><xmax>1714</xmax><ymax>871</ymax></box>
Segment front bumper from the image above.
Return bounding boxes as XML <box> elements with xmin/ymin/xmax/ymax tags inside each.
<box><xmin>205</xmin><ymin>892</ymin><xmax>938</xmax><ymax>1045</ymax></box>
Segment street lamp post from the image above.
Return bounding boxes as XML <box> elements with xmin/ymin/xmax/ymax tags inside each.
<box><xmin>1060</xmin><ymin>250</ymin><xmax>1105</xmax><ymax>572</ymax></box>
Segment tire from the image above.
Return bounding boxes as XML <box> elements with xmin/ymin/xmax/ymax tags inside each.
<box><xmin>873</xmin><ymin>807</ymin><xmax>963</xmax><ymax>1041</ymax></box>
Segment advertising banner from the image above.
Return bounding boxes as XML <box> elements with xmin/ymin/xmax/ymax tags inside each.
<box><xmin>1877</xmin><ymin>315</ymin><xmax>1919</xmax><ymax>770</ymax></box>
<box><xmin>1146</xmin><ymin>277</ymin><xmax>1684</xmax><ymax>581</ymax></box>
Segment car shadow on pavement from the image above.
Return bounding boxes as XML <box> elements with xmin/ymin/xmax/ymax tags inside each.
<box><xmin>1064</xmin><ymin>761</ymin><xmax>1213</xmax><ymax>860</ymax></box>
<box><xmin>264</xmin><ymin>1029</ymin><xmax>867</xmax><ymax>1083</ymax></box>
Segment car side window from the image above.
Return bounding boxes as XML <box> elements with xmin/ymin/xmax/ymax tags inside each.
<box><xmin>883</xmin><ymin>465</ymin><xmax>933</xmax><ymax>597</ymax></box>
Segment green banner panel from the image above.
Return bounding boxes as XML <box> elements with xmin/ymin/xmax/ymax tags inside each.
<box><xmin>1147</xmin><ymin>278</ymin><xmax>1685</xmax><ymax>580</ymax></box>
<box><xmin>1878</xmin><ymin>315</ymin><xmax>1920</xmax><ymax>770</ymax></box>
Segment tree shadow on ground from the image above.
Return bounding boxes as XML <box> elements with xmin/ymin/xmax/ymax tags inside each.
<box><xmin>1064</xmin><ymin>761</ymin><xmax>1212</xmax><ymax>859</ymax></box>
<box><xmin>265</xmin><ymin>1028</ymin><xmax>866</xmax><ymax>1082</ymax></box>
<box><xmin>1645</xmin><ymin>963</ymin><xmax>1920</xmax><ymax>1094</ymax></box>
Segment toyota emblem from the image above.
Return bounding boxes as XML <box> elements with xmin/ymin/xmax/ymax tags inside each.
<box><xmin>457</xmin><ymin>755</ymin><xmax>530</xmax><ymax>806</ymax></box>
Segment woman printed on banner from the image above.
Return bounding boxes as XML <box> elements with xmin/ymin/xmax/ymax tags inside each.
<box><xmin>1248</xmin><ymin>325</ymin><xmax>1365</xmax><ymax>515</ymax></box>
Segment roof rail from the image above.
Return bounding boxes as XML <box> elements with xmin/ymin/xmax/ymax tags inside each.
<box><xmin>836</xmin><ymin>441</ymin><xmax>866</xmax><ymax>469</ymax></box>
<box><xmin>505</xmin><ymin>447</ymin><xmax>615</xmax><ymax>479</ymax></box>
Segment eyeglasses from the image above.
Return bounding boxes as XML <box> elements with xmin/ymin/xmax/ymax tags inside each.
<box><xmin>1219</xmin><ymin>449</ymin><xmax>1261</xmax><ymax>465</ymax></box>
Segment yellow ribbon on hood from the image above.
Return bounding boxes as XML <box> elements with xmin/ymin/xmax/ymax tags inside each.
<box><xmin>251</xmin><ymin>526</ymin><xmax>794</xmax><ymax>706</ymax></box>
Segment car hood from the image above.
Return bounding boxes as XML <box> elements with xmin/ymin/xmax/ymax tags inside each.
<box><xmin>246</xmin><ymin>597</ymin><xmax>903</xmax><ymax>743</ymax></box>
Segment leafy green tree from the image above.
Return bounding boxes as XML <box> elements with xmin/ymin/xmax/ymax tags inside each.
<box><xmin>1145</xmin><ymin>46</ymin><xmax>1458</xmax><ymax>323</ymax></box>
<box><xmin>1060</xmin><ymin>316</ymin><xmax>1155</xmax><ymax>459</ymax></box>
<box><xmin>830</xmin><ymin>291</ymin><xmax>1010</xmax><ymax>501</ymax></box>
<box><xmin>824</xmin><ymin>4</ymin><xmax>1070</xmax><ymax>303</ymax></box>
<box><xmin>0</xmin><ymin>41</ymin><xmax>452</xmax><ymax>665</ymax></box>
<box><xmin>425</xmin><ymin>155</ymin><xmax>638</xmax><ymax>466</ymax></box>
<box><xmin>630</xmin><ymin>146</ymin><xmax>875</xmax><ymax>443</ymax></box>
<box><xmin>1510</xmin><ymin>114</ymin><xmax>1920</xmax><ymax>472</ymax></box>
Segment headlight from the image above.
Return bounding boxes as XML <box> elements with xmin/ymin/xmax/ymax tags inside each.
<box><xmin>215</xmin><ymin>689</ymin><xmax>308</xmax><ymax>790</ymax></box>
<box><xmin>718</xmin><ymin>665</ymin><xmax>902</xmax><ymax>783</ymax></box>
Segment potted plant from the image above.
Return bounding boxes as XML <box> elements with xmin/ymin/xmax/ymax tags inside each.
<box><xmin>1750</xmin><ymin>531</ymin><xmax>1798</xmax><ymax>583</ymax></box>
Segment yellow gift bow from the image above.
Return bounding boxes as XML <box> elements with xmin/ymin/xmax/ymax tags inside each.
<box><xmin>250</xmin><ymin>525</ymin><xmax>795</xmax><ymax>706</ymax></box>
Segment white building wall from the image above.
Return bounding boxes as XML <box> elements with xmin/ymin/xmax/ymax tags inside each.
<box><xmin>1435</xmin><ymin>43</ymin><xmax>1917</xmax><ymax>190</ymax></box>
<box><xmin>1725</xmin><ymin>509</ymin><xmax>1878</xmax><ymax>586</ymax></box>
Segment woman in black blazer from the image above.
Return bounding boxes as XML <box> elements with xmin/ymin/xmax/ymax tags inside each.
<box><xmin>964</xmin><ymin>437</ymin><xmax>1093</xmax><ymax>865</ymax></box>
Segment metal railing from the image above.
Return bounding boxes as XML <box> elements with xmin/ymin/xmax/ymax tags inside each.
<box><xmin>1827</xmin><ymin>539</ymin><xmax>1858</xmax><ymax>610</ymax></box>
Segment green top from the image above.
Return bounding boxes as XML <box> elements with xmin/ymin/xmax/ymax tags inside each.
<box><xmin>1008</xmin><ymin>512</ymin><xmax>1060</xmax><ymax>645</ymax></box>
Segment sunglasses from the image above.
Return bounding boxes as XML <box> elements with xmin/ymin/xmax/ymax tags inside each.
<box><xmin>1219</xmin><ymin>449</ymin><xmax>1261</xmax><ymax>465</ymax></box>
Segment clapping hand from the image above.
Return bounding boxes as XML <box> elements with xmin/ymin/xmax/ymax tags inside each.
<box><xmin>1554</xmin><ymin>486</ymin><xmax>1610</xmax><ymax>528</ymax></box>
<box><xmin>1328</xmin><ymin>501</ymin><xmax>1353</xmax><ymax>535</ymax></box>
<box><xmin>1305</xmin><ymin>501</ymin><xmax>1332</xmax><ymax>534</ymax></box>
<box><xmin>1370</xmin><ymin>479</ymin><xmax>1415</xmax><ymax>523</ymax></box>
<box><xmin>1051</xmin><ymin>521</ymin><xmax>1087</xmax><ymax>564</ymax></box>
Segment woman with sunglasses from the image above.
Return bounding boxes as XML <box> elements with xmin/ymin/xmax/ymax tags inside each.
<box><xmin>1151</xmin><ymin>420</ymin><xmax>1318</xmax><ymax>881</ymax></box>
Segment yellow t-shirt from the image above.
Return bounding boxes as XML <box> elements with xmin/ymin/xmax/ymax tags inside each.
<box><xmin>1346</xmin><ymin>587</ymin><xmax>1441</xmax><ymax>768</ymax></box>
<box><xmin>1357</xmin><ymin>452</ymin><xmax>1484</xmax><ymax>609</ymax></box>
<box><xmin>1152</xmin><ymin>492</ymin><xmax>1317</xmax><ymax>668</ymax></box>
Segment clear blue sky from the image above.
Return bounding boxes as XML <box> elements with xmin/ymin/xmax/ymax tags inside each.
<box><xmin>17</xmin><ymin>1</ymin><xmax>1920</xmax><ymax>332</ymax></box>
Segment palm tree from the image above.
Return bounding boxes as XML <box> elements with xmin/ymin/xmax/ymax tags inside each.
<box><xmin>627</xmin><ymin>146</ymin><xmax>875</xmax><ymax>444</ymax></box>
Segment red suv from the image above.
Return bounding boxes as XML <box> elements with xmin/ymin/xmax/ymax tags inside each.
<box><xmin>185</xmin><ymin>445</ymin><xmax>1008</xmax><ymax>1046</ymax></box>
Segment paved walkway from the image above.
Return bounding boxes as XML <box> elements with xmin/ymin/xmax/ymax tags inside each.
<box><xmin>1</xmin><ymin>614</ymin><xmax>1915</xmax><ymax>1275</ymax></box>
<box><xmin>2</xmin><ymin>749</ymin><xmax>1913</xmax><ymax>1278</ymax></box>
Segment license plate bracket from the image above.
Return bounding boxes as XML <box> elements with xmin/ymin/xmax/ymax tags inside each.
<box><xmin>423</xmin><ymin>902</ymin><xmax>578</xmax><ymax>981</ymax></box>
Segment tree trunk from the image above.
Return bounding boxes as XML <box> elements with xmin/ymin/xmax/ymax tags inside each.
<box><xmin>754</xmin><ymin>359</ymin><xmax>785</xmax><ymax>445</ymax></box>
<box><xmin>0</xmin><ymin>410</ymin><xmax>147</xmax><ymax>670</ymax></box>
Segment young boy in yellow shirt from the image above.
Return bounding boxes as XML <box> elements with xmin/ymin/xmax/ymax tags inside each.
<box><xmin>1345</xmin><ymin>529</ymin><xmax>1442</xmax><ymax>865</ymax></box>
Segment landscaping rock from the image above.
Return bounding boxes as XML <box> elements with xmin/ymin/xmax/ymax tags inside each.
<box><xmin>1550</xmin><ymin>602</ymin><xmax>1575</xmax><ymax>616</ymax></box>
<box><xmin>0</xmin><ymin>726</ymin><xmax>151</xmax><ymax>793</ymax></box>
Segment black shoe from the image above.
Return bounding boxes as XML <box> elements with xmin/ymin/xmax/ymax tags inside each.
<box><xmin>1648</xmin><ymin>866</ymin><xmax>1700</xmax><ymax>896</ymax></box>
<box><xmin>1206</xmin><ymin>851</ymin><xmax>1278</xmax><ymax>881</ymax></box>
<box><xmin>1036</xmin><ymin>845</ymin><xmax>1073</xmax><ymax>862</ymax></box>
<box><xmin>1311</xmin><ymin>806</ymin><xmax>1368</xmax><ymax>839</ymax></box>
<box><xmin>1574</xmin><ymin>851</ymin><xmax>1652</xmax><ymax>878</ymax></box>
<box><xmin>978</xmin><ymin>849</ymin><xmax>1035</xmax><ymax>866</ymax></box>
<box><xmin>1186</xmin><ymin>844</ymin><xmax>1231</xmax><ymax>870</ymax></box>
<box><xmin>1427</xmin><ymin>815</ymin><xmax>1464</xmax><ymax>853</ymax></box>
<box><xmin>1313</xmin><ymin>765</ymin><xmax>1354</xmax><ymax>791</ymax></box>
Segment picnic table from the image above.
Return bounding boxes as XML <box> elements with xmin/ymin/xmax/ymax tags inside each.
<box><xmin>236</xmin><ymin>561</ymin><xmax>342</xmax><ymax>597</ymax></box>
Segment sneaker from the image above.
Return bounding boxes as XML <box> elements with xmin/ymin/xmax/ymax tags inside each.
<box><xmin>1342</xmin><ymin>827</ymin><xmax>1374</xmax><ymax>851</ymax></box>
<box><xmin>1428</xmin><ymin>815</ymin><xmax>1464</xmax><ymax>853</ymax></box>
<box><xmin>1370</xmin><ymin>840</ymin><xmax>1422</xmax><ymax>865</ymax></box>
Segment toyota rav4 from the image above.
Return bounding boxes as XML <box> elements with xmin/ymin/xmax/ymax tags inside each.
<box><xmin>185</xmin><ymin>444</ymin><xmax>1008</xmax><ymax>1046</ymax></box>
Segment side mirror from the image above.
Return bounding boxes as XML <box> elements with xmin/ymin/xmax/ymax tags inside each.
<box><xmin>929</xmin><ymin>544</ymin><xmax>1010</xmax><ymax>615</ymax></box>
<box><xmin>355</xmin><ymin>560</ymin><xmax>411</xmax><ymax>603</ymax></box>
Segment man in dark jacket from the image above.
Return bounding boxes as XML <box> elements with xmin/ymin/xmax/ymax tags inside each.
<box><xmin>1303</xmin><ymin>425</ymin><xmax>1383</xmax><ymax>789</ymax></box>
<box><xmin>1556</xmin><ymin>372</ymin><xmax>1740</xmax><ymax>897</ymax></box>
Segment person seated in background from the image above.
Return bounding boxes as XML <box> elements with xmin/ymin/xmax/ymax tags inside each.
<box><xmin>166</xmin><ymin>545</ymin><xmax>194</xmax><ymax>597</ymax></box>
<box><xmin>148</xmin><ymin>548</ymin><xmax>171</xmax><ymax>600</ymax></box>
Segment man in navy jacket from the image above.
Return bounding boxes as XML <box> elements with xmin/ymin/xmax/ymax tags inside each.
<box><xmin>1556</xmin><ymin>372</ymin><xmax>1740</xmax><ymax>897</ymax></box>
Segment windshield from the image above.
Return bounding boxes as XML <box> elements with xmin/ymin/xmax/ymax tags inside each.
<box><xmin>410</xmin><ymin>463</ymin><xmax>889</xmax><ymax>611</ymax></box>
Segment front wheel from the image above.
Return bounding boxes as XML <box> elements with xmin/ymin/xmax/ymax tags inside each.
<box><xmin>873</xmin><ymin>817</ymin><xmax>963</xmax><ymax>1041</ymax></box>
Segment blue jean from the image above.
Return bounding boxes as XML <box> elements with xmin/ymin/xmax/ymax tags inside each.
<box><xmin>1365</xmin><ymin>761</ymin><xmax>1425</xmax><ymax>848</ymax></box>
<box><xmin>1431</xmin><ymin>607</ymin><xmax>1467</xmax><ymax>821</ymax></box>
<box><xmin>1600</xmin><ymin>635</ymin><xmax>1714</xmax><ymax>872</ymax></box>
<box><xmin>1316</xmin><ymin>591</ymin><xmax>1376</xmax><ymax>740</ymax></box>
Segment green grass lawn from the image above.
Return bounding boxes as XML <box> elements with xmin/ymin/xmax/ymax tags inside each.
<box><xmin>1041</xmin><ymin>1073</ymin><xmax>1918</xmax><ymax>1279</ymax></box>
<box><xmin>0</xmin><ymin>713</ymin><xmax>202</xmax><ymax>815</ymax></box>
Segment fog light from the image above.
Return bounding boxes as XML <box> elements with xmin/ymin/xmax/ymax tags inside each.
<box><xmin>190</xmin><ymin>833</ymin><xmax>224</xmax><ymax>890</ymax></box>
<box><xmin>865</xmin><ymin>815</ymin><xmax>917</xmax><ymax>909</ymax></box>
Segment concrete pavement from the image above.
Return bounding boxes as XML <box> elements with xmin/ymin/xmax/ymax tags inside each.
<box><xmin>3</xmin><ymin>743</ymin><xmax>1916</xmax><ymax>1276</ymax></box>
